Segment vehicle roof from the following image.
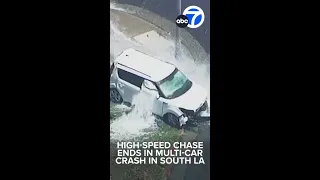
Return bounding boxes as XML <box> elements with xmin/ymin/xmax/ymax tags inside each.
<box><xmin>115</xmin><ymin>48</ymin><xmax>176</xmax><ymax>82</ymax></box>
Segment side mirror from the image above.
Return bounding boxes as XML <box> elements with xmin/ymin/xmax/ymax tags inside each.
<box><xmin>143</xmin><ymin>80</ymin><xmax>157</xmax><ymax>91</ymax></box>
<box><xmin>143</xmin><ymin>80</ymin><xmax>160</xmax><ymax>98</ymax></box>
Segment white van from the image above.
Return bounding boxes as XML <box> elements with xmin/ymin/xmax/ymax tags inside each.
<box><xmin>110</xmin><ymin>48</ymin><xmax>209</xmax><ymax>128</ymax></box>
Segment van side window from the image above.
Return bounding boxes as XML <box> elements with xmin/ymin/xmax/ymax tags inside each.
<box><xmin>118</xmin><ymin>68</ymin><xmax>144</xmax><ymax>88</ymax></box>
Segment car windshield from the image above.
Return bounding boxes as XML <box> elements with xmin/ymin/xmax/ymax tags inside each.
<box><xmin>156</xmin><ymin>68</ymin><xmax>192</xmax><ymax>99</ymax></box>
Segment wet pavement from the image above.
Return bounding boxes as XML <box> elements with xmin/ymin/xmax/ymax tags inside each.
<box><xmin>111</xmin><ymin>0</ymin><xmax>210</xmax><ymax>54</ymax></box>
<box><xmin>167</xmin><ymin>121</ymin><xmax>210</xmax><ymax>180</ymax></box>
<box><xmin>183</xmin><ymin>123</ymin><xmax>210</xmax><ymax>180</ymax></box>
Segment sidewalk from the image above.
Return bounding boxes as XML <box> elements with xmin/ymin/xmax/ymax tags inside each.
<box><xmin>111</xmin><ymin>9</ymin><xmax>163</xmax><ymax>38</ymax></box>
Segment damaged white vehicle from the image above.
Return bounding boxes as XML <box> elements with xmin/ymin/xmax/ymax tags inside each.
<box><xmin>110</xmin><ymin>48</ymin><xmax>209</xmax><ymax>128</ymax></box>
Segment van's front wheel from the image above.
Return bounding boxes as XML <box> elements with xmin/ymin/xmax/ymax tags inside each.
<box><xmin>164</xmin><ymin>113</ymin><xmax>181</xmax><ymax>129</ymax></box>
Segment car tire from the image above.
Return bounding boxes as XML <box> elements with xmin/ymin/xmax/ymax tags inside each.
<box><xmin>110</xmin><ymin>88</ymin><xmax>123</xmax><ymax>104</ymax></box>
<box><xmin>164</xmin><ymin>113</ymin><xmax>181</xmax><ymax>129</ymax></box>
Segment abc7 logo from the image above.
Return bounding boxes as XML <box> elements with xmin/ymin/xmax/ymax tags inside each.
<box><xmin>176</xmin><ymin>6</ymin><xmax>205</xmax><ymax>29</ymax></box>
<box><xmin>176</xmin><ymin>15</ymin><xmax>189</xmax><ymax>28</ymax></box>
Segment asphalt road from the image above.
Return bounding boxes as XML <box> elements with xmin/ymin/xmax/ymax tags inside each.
<box><xmin>182</xmin><ymin>121</ymin><xmax>210</xmax><ymax>180</ymax></box>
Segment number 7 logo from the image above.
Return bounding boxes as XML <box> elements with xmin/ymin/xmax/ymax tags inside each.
<box><xmin>183</xmin><ymin>6</ymin><xmax>205</xmax><ymax>29</ymax></box>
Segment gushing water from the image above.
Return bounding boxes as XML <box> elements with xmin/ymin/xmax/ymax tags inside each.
<box><xmin>110</xmin><ymin>3</ymin><xmax>211</xmax><ymax>141</ymax></box>
<box><xmin>110</xmin><ymin>92</ymin><xmax>158</xmax><ymax>141</ymax></box>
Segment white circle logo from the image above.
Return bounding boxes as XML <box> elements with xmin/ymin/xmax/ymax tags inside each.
<box><xmin>183</xmin><ymin>6</ymin><xmax>205</xmax><ymax>29</ymax></box>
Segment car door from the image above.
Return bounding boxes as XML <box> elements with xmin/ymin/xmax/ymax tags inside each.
<box><xmin>141</xmin><ymin>80</ymin><xmax>164</xmax><ymax>116</ymax></box>
<box><xmin>116</xmin><ymin>68</ymin><xmax>143</xmax><ymax>104</ymax></box>
<box><xmin>152</xmin><ymin>88</ymin><xmax>164</xmax><ymax>116</ymax></box>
